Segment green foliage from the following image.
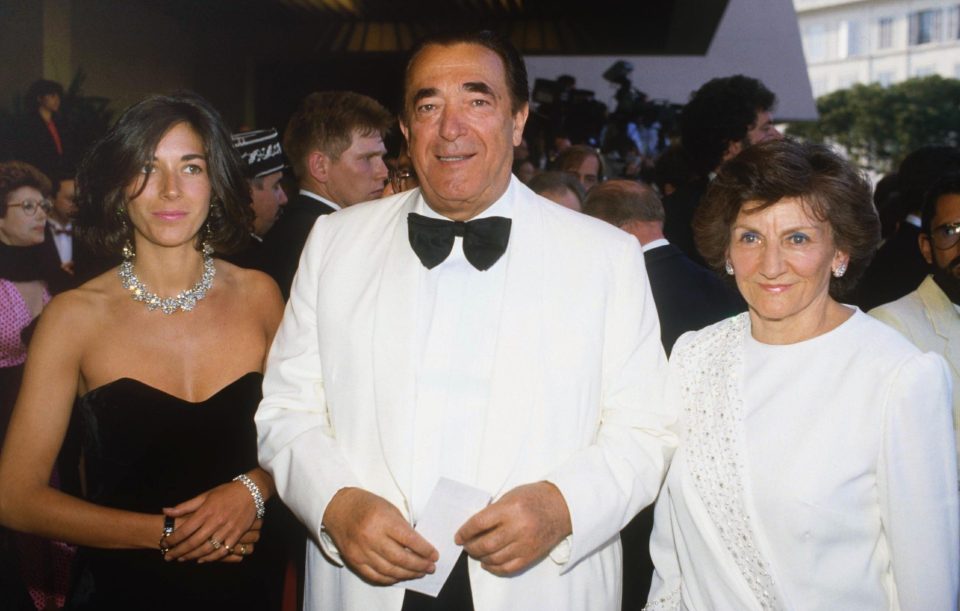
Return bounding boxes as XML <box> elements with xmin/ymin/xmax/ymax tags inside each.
<box><xmin>787</xmin><ymin>76</ymin><xmax>960</xmax><ymax>173</ymax></box>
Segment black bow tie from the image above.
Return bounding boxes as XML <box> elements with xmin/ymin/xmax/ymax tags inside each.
<box><xmin>407</xmin><ymin>212</ymin><xmax>511</xmax><ymax>271</ymax></box>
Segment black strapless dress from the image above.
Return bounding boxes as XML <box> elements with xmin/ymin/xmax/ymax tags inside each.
<box><xmin>72</xmin><ymin>372</ymin><xmax>284</xmax><ymax>611</ymax></box>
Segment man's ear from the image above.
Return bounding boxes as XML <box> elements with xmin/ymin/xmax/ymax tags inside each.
<box><xmin>308</xmin><ymin>150</ymin><xmax>329</xmax><ymax>183</ymax></box>
<box><xmin>919</xmin><ymin>233</ymin><xmax>934</xmax><ymax>266</ymax></box>
<box><xmin>721</xmin><ymin>140</ymin><xmax>743</xmax><ymax>163</ymax></box>
<box><xmin>512</xmin><ymin>103</ymin><xmax>530</xmax><ymax>147</ymax></box>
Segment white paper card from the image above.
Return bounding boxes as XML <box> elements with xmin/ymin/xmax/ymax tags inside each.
<box><xmin>399</xmin><ymin>478</ymin><xmax>491</xmax><ymax>597</ymax></box>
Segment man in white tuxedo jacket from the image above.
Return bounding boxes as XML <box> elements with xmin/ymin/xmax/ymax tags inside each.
<box><xmin>255</xmin><ymin>30</ymin><xmax>677</xmax><ymax>611</ymax></box>
<box><xmin>870</xmin><ymin>174</ymin><xmax>960</xmax><ymax>477</ymax></box>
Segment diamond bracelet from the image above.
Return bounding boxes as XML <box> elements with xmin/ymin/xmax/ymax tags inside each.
<box><xmin>233</xmin><ymin>473</ymin><xmax>266</xmax><ymax>520</ymax></box>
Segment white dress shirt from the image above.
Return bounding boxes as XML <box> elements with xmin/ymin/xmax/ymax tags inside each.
<box><xmin>410</xmin><ymin>193</ymin><xmax>513</xmax><ymax>521</ymax></box>
<box><xmin>48</xmin><ymin>219</ymin><xmax>72</xmax><ymax>264</ymax></box>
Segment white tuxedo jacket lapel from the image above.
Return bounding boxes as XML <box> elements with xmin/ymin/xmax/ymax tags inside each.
<box><xmin>476</xmin><ymin>184</ymin><xmax>543</xmax><ymax>496</ymax></box>
<box><xmin>372</xmin><ymin>193</ymin><xmax>421</xmax><ymax>506</ymax></box>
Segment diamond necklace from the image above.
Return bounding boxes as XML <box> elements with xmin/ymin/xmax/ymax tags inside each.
<box><xmin>118</xmin><ymin>245</ymin><xmax>216</xmax><ymax>314</ymax></box>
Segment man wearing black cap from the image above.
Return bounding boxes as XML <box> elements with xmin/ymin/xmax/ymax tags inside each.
<box><xmin>228</xmin><ymin>128</ymin><xmax>289</xmax><ymax>269</ymax></box>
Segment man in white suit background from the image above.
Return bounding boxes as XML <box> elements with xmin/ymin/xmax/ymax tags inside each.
<box><xmin>871</xmin><ymin>172</ymin><xmax>960</xmax><ymax>475</ymax></box>
<box><xmin>255</xmin><ymin>30</ymin><xmax>676</xmax><ymax>611</ymax></box>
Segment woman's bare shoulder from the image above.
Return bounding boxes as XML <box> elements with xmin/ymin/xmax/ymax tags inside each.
<box><xmin>217</xmin><ymin>260</ymin><xmax>283</xmax><ymax>311</ymax></box>
<box><xmin>41</xmin><ymin>269</ymin><xmax>120</xmax><ymax>330</ymax></box>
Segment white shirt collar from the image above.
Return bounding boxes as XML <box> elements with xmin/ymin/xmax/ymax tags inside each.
<box><xmin>299</xmin><ymin>189</ymin><xmax>341</xmax><ymax>212</ymax></box>
<box><xmin>642</xmin><ymin>238</ymin><xmax>669</xmax><ymax>252</ymax></box>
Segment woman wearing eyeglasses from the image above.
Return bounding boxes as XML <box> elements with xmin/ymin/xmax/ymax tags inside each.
<box><xmin>0</xmin><ymin>161</ymin><xmax>55</xmax><ymax>436</ymax></box>
<box><xmin>0</xmin><ymin>160</ymin><xmax>75</xmax><ymax>611</ymax></box>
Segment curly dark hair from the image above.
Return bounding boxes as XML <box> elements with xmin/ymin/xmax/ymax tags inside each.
<box><xmin>680</xmin><ymin>75</ymin><xmax>776</xmax><ymax>177</ymax></box>
<box><xmin>75</xmin><ymin>92</ymin><xmax>252</xmax><ymax>256</ymax></box>
<box><xmin>694</xmin><ymin>139</ymin><xmax>881</xmax><ymax>299</ymax></box>
<box><xmin>0</xmin><ymin>161</ymin><xmax>51</xmax><ymax>216</ymax></box>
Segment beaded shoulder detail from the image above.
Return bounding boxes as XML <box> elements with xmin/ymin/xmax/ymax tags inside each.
<box><xmin>673</xmin><ymin>314</ymin><xmax>783</xmax><ymax>610</ymax></box>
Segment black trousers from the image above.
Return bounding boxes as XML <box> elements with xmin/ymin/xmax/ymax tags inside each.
<box><xmin>401</xmin><ymin>552</ymin><xmax>474</xmax><ymax>611</ymax></box>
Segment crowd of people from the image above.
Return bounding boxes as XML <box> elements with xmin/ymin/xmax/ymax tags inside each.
<box><xmin>0</xmin><ymin>28</ymin><xmax>957</xmax><ymax>611</ymax></box>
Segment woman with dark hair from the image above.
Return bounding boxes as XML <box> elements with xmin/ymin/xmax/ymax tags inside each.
<box><xmin>0</xmin><ymin>92</ymin><xmax>285</xmax><ymax>610</ymax></box>
<box><xmin>14</xmin><ymin>79</ymin><xmax>70</xmax><ymax>179</ymax></box>
<box><xmin>646</xmin><ymin>140</ymin><xmax>958</xmax><ymax>610</ymax></box>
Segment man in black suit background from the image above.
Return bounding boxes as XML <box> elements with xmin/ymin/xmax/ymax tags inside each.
<box><xmin>582</xmin><ymin>179</ymin><xmax>744</xmax><ymax>611</ymax></box>
<box><xmin>664</xmin><ymin>75</ymin><xmax>781</xmax><ymax>267</ymax></box>
<box><xmin>584</xmin><ymin>179</ymin><xmax>745</xmax><ymax>355</ymax></box>
<box><xmin>259</xmin><ymin>91</ymin><xmax>393</xmax><ymax>299</ymax></box>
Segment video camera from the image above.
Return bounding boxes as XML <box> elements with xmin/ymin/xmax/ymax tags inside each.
<box><xmin>531</xmin><ymin>78</ymin><xmax>595</xmax><ymax>108</ymax></box>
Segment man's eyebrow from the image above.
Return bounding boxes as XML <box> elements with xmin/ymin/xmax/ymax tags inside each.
<box><xmin>411</xmin><ymin>87</ymin><xmax>439</xmax><ymax>107</ymax></box>
<box><xmin>463</xmin><ymin>82</ymin><xmax>496</xmax><ymax>97</ymax></box>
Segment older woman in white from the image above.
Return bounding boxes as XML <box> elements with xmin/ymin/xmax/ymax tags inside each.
<box><xmin>646</xmin><ymin>140</ymin><xmax>958</xmax><ymax>610</ymax></box>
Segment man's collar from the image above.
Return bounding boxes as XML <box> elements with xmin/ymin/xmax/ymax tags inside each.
<box><xmin>299</xmin><ymin>189</ymin><xmax>341</xmax><ymax>211</ymax></box>
<box><xmin>641</xmin><ymin>238</ymin><xmax>669</xmax><ymax>252</ymax></box>
<box><xmin>904</xmin><ymin>214</ymin><xmax>921</xmax><ymax>229</ymax></box>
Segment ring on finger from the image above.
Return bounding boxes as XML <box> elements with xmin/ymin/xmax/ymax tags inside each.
<box><xmin>235</xmin><ymin>543</ymin><xmax>247</xmax><ymax>556</ymax></box>
<box><xmin>209</xmin><ymin>537</ymin><xmax>222</xmax><ymax>550</ymax></box>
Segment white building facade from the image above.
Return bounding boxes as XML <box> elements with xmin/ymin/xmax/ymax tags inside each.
<box><xmin>795</xmin><ymin>0</ymin><xmax>960</xmax><ymax>97</ymax></box>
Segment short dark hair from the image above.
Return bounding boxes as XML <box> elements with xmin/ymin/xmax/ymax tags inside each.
<box><xmin>896</xmin><ymin>145</ymin><xmax>960</xmax><ymax>216</ymax></box>
<box><xmin>0</xmin><ymin>161</ymin><xmax>51</xmax><ymax>216</ymax></box>
<box><xmin>402</xmin><ymin>29</ymin><xmax>529</xmax><ymax>121</ymax></box>
<box><xmin>582</xmin><ymin>180</ymin><xmax>664</xmax><ymax>227</ymax></box>
<box><xmin>283</xmin><ymin>91</ymin><xmax>392</xmax><ymax>181</ymax></box>
<box><xmin>921</xmin><ymin>172</ymin><xmax>960</xmax><ymax>234</ymax></box>
<box><xmin>551</xmin><ymin>145</ymin><xmax>605</xmax><ymax>183</ymax></box>
<box><xmin>75</xmin><ymin>92</ymin><xmax>252</xmax><ymax>257</ymax></box>
<box><xmin>25</xmin><ymin>79</ymin><xmax>64</xmax><ymax>109</ymax></box>
<box><xmin>695</xmin><ymin>139</ymin><xmax>880</xmax><ymax>299</ymax></box>
<box><xmin>680</xmin><ymin>75</ymin><xmax>776</xmax><ymax>176</ymax></box>
<box><xmin>528</xmin><ymin>170</ymin><xmax>585</xmax><ymax>203</ymax></box>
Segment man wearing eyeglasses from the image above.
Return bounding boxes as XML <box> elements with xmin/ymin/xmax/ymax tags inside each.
<box><xmin>871</xmin><ymin>173</ymin><xmax>960</xmax><ymax>480</ymax></box>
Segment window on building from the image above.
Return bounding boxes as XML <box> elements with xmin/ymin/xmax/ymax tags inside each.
<box><xmin>948</xmin><ymin>5</ymin><xmax>960</xmax><ymax>40</ymax></box>
<box><xmin>876</xmin><ymin>71</ymin><xmax>894</xmax><ymax>87</ymax></box>
<box><xmin>839</xmin><ymin>20</ymin><xmax>863</xmax><ymax>57</ymax></box>
<box><xmin>804</xmin><ymin>24</ymin><xmax>828</xmax><ymax>62</ymax></box>
<box><xmin>878</xmin><ymin>17</ymin><xmax>894</xmax><ymax>49</ymax></box>
<box><xmin>912</xmin><ymin>65</ymin><xmax>935</xmax><ymax>77</ymax></box>
<box><xmin>909</xmin><ymin>9</ymin><xmax>943</xmax><ymax>45</ymax></box>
